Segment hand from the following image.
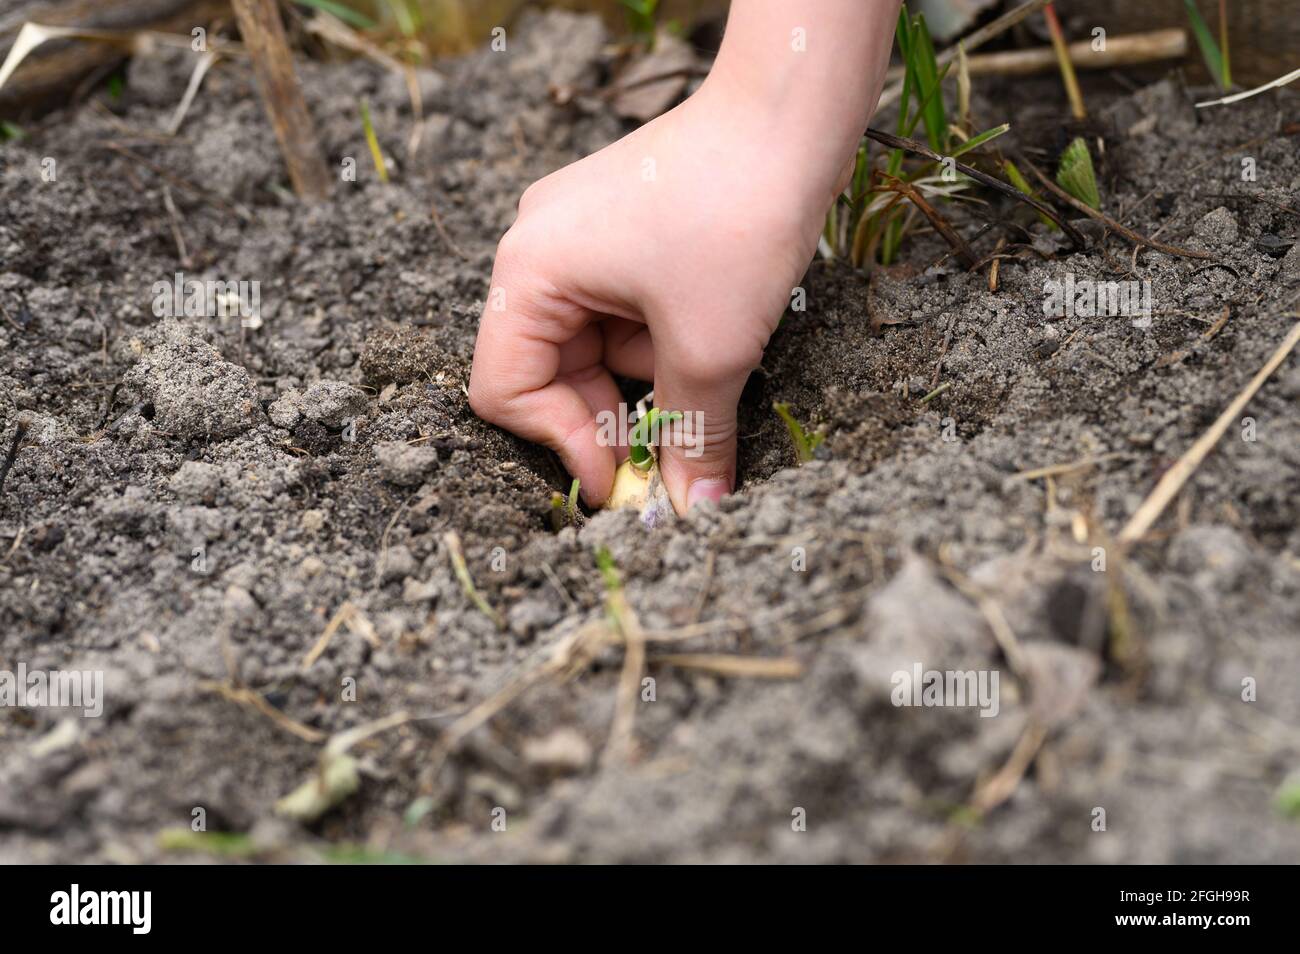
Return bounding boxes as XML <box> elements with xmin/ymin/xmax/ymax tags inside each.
<box><xmin>469</xmin><ymin>1</ymin><xmax>899</xmax><ymax>512</ymax></box>
<box><xmin>469</xmin><ymin>81</ymin><xmax>846</xmax><ymax>512</ymax></box>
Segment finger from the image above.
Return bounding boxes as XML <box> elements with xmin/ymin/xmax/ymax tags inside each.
<box><xmin>468</xmin><ymin>249</ymin><xmax>617</xmax><ymax>506</ymax></box>
<box><xmin>601</xmin><ymin>317</ymin><xmax>655</xmax><ymax>381</ymax></box>
<box><xmin>652</xmin><ymin>328</ymin><xmax>763</xmax><ymax>515</ymax></box>
<box><xmin>558</xmin><ymin>360</ymin><xmax>631</xmax><ymax>464</ymax></box>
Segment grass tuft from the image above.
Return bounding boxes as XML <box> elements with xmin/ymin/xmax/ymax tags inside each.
<box><xmin>1055</xmin><ymin>137</ymin><xmax>1100</xmax><ymax>211</ymax></box>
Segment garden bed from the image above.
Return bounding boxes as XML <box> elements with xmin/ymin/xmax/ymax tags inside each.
<box><xmin>2</xmin><ymin>10</ymin><xmax>1299</xmax><ymax>862</ymax></box>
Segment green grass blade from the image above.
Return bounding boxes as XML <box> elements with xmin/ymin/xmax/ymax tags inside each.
<box><xmin>950</xmin><ymin>122</ymin><xmax>1010</xmax><ymax>159</ymax></box>
<box><xmin>912</xmin><ymin>13</ymin><xmax>947</xmax><ymax>153</ymax></box>
<box><xmin>359</xmin><ymin>99</ymin><xmax>388</xmax><ymax>184</ymax></box>
<box><xmin>1003</xmin><ymin>158</ymin><xmax>1057</xmax><ymax>230</ymax></box>
<box><xmin>1183</xmin><ymin>0</ymin><xmax>1227</xmax><ymax>90</ymax></box>
<box><xmin>295</xmin><ymin>0</ymin><xmax>377</xmax><ymax>30</ymax></box>
<box><xmin>1218</xmin><ymin>0</ymin><xmax>1231</xmax><ymax>88</ymax></box>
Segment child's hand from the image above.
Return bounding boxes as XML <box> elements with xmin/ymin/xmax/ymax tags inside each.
<box><xmin>468</xmin><ymin>0</ymin><xmax>900</xmax><ymax>512</ymax></box>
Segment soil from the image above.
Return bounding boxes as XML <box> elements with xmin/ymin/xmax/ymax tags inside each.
<box><xmin>2</xmin><ymin>10</ymin><xmax>1299</xmax><ymax>863</ymax></box>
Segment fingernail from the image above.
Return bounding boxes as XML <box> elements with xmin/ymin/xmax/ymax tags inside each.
<box><xmin>686</xmin><ymin>477</ymin><xmax>730</xmax><ymax>511</ymax></box>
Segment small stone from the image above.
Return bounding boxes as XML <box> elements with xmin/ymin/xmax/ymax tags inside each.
<box><xmin>1193</xmin><ymin>206</ymin><xmax>1239</xmax><ymax>248</ymax></box>
<box><xmin>523</xmin><ymin>728</ymin><xmax>592</xmax><ymax>776</ymax></box>
<box><xmin>300</xmin><ymin>509</ymin><xmax>326</xmax><ymax>533</ymax></box>
<box><xmin>299</xmin><ymin>381</ymin><xmax>368</xmax><ymax>429</ymax></box>
<box><xmin>374</xmin><ymin>440</ymin><xmax>439</xmax><ymax>486</ymax></box>
<box><xmin>223</xmin><ymin>585</ymin><xmax>258</xmax><ymax>624</ymax></box>
<box><xmin>403</xmin><ymin>577</ymin><xmax>439</xmax><ymax>603</ymax></box>
<box><xmin>507</xmin><ymin>597</ymin><xmax>560</xmax><ymax>638</ymax></box>
<box><xmin>1280</xmin><ymin>241</ymin><xmax>1300</xmax><ymax>278</ymax></box>
<box><xmin>381</xmin><ymin>545</ymin><xmax>417</xmax><ymax>583</ymax></box>
<box><xmin>268</xmin><ymin>391</ymin><xmax>303</xmax><ymax>429</ymax></box>
<box><xmin>169</xmin><ymin>461</ymin><xmax>224</xmax><ymax>503</ymax></box>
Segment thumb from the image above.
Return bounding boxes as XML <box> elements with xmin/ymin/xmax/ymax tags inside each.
<box><xmin>652</xmin><ymin>339</ymin><xmax>757</xmax><ymax>515</ymax></box>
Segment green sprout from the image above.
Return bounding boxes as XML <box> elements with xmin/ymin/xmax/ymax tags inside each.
<box><xmin>620</xmin><ymin>0</ymin><xmax>659</xmax><ymax>44</ymax></box>
<box><xmin>1276</xmin><ymin>777</ymin><xmax>1300</xmax><ymax>820</ymax></box>
<box><xmin>773</xmin><ymin>402</ymin><xmax>825</xmax><ymax>465</ymax></box>
<box><xmin>1055</xmin><ymin>137</ymin><xmax>1100</xmax><ymax>211</ymax></box>
<box><xmin>443</xmin><ymin>530</ymin><xmax>502</xmax><ymax>629</ymax></box>
<box><xmin>0</xmin><ymin>120</ymin><xmax>23</xmax><ymax>142</ymax></box>
<box><xmin>385</xmin><ymin>0</ymin><xmax>418</xmax><ymax>39</ymax></box>
<box><xmin>628</xmin><ymin>408</ymin><xmax>679</xmax><ymax>472</ymax></box>
<box><xmin>1003</xmin><ymin>158</ymin><xmax>1056</xmax><ymax>230</ymax></box>
<box><xmin>294</xmin><ymin>0</ymin><xmax>377</xmax><ymax>30</ymax></box>
<box><xmin>1184</xmin><ymin>0</ymin><xmax>1231</xmax><ymax>91</ymax></box>
<box><xmin>567</xmin><ymin>477</ymin><xmax>581</xmax><ymax>520</ymax></box>
<box><xmin>595</xmin><ymin>546</ymin><xmax>622</xmax><ymax>593</ymax></box>
<box><xmin>359</xmin><ymin>98</ymin><xmax>388</xmax><ymax>183</ymax></box>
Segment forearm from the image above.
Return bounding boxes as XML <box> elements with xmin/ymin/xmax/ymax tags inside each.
<box><xmin>706</xmin><ymin>0</ymin><xmax>902</xmax><ymax>173</ymax></box>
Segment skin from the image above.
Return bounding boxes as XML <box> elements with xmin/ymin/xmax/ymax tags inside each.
<box><xmin>469</xmin><ymin>0</ymin><xmax>903</xmax><ymax>513</ymax></box>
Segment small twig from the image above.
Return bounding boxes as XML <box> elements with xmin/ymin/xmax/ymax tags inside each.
<box><xmin>443</xmin><ymin>531</ymin><xmax>503</xmax><ymax>629</ymax></box>
<box><xmin>1018</xmin><ymin>155</ymin><xmax>1213</xmax><ymax>260</ymax></box>
<box><xmin>648</xmin><ymin>654</ymin><xmax>804</xmax><ymax>679</ymax></box>
<box><xmin>430</xmin><ymin>199</ymin><xmax>466</xmax><ymax>259</ymax></box>
<box><xmin>1203</xmin><ymin>305</ymin><xmax>1232</xmax><ymax>341</ymax></box>
<box><xmin>1013</xmin><ymin>453</ymin><xmax>1128</xmax><ymax>481</ymax></box>
<box><xmin>161</xmin><ymin>184</ymin><xmax>191</xmax><ymax>268</ymax></box>
<box><xmin>0</xmin><ymin>412</ymin><xmax>33</xmax><ymax>497</ymax></box>
<box><xmin>166</xmin><ymin>49</ymin><xmax>218</xmax><ymax>136</ymax></box>
<box><xmin>920</xmin><ymin>381</ymin><xmax>952</xmax><ymax>404</ymax></box>
<box><xmin>865</xmin><ymin>128</ymin><xmax>1086</xmax><ymax>248</ymax></box>
<box><xmin>1042</xmin><ymin>3</ymin><xmax>1086</xmax><ymax>119</ymax></box>
<box><xmin>0</xmin><ymin>526</ymin><xmax>24</xmax><ymax>566</ymax></box>
<box><xmin>879</xmin><ymin>175</ymin><xmax>979</xmax><ymax>270</ymax></box>
<box><xmin>230</xmin><ymin>0</ymin><xmax>331</xmax><ymax>199</ymax></box>
<box><xmin>988</xmin><ymin>236</ymin><xmax>1007</xmax><ymax>292</ymax></box>
<box><xmin>1119</xmin><ymin>315</ymin><xmax>1300</xmax><ymax>544</ymax></box>
<box><xmin>198</xmin><ymin>681</ymin><xmax>325</xmax><ymax>743</ymax></box>
<box><xmin>968</xmin><ymin>720</ymin><xmax>1048</xmax><ymax>816</ymax></box>
<box><xmin>302</xmin><ymin>601</ymin><xmax>379</xmax><ymax>670</ymax></box>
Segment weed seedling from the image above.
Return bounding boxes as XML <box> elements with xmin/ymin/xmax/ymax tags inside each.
<box><xmin>1184</xmin><ymin>0</ymin><xmax>1231</xmax><ymax>91</ymax></box>
<box><xmin>773</xmin><ymin>402</ymin><xmax>824</xmax><ymax>465</ymax></box>
<box><xmin>359</xmin><ymin>98</ymin><xmax>388</xmax><ymax>183</ymax></box>
<box><xmin>620</xmin><ymin>0</ymin><xmax>660</xmax><ymax>46</ymax></box>
<box><xmin>829</xmin><ymin>4</ymin><xmax>1011</xmax><ymax>269</ymax></box>
<box><xmin>1055</xmin><ymin>137</ymin><xmax>1100</xmax><ymax>210</ymax></box>
<box><xmin>442</xmin><ymin>530</ymin><xmax>502</xmax><ymax>628</ymax></box>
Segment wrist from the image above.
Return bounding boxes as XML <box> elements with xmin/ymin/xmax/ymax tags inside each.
<box><xmin>700</xmin><ymin>0</ymin><xmax>900</xmax><ymax>200</ymax></box>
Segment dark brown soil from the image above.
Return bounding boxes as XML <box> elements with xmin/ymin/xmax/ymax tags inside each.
<box><xmin>2</xmin><ymin>11</ymin><xmax>1299</xmax><ymax>863</ymax></box>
